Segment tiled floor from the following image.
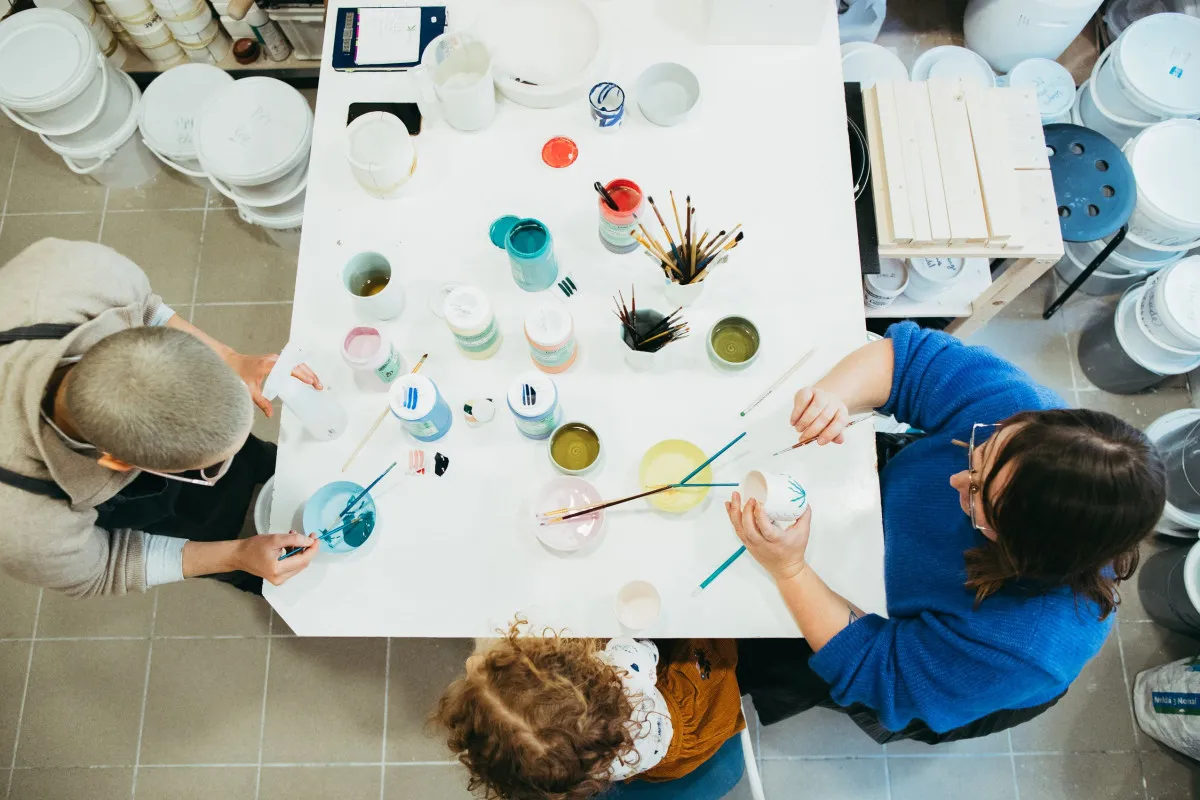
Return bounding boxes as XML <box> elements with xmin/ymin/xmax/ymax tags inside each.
<box><xmin>2</xmin><ymin>18</ymin><xmax>1200</xmax><ymax>800</ymax></box>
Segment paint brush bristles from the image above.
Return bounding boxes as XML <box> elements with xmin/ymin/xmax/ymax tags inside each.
<box><xmin>647</xmin><ymin>196</ymin><xmax>679</xmax><ymax>259</ymax></box>
<box><xmin>638</xmin><ymin>193</ymin><xmax>742</xmax><ymax>286</ymax></box>
<box><xmin>614</xmin><ymin>288</ymin><xmax>688</xmax><ymax>353</ymax></box>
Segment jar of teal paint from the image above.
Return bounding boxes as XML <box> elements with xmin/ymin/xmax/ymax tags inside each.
<box><xmin>490</xmin><ymin>215</ymin><xmax>559</xmax><ymax>292</ymax></box>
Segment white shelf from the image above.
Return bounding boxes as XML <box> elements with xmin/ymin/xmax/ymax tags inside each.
<box><xmin>864</xmin><ymin>257</ymin><xmax>993</xmax><ymax>318</ymax></box>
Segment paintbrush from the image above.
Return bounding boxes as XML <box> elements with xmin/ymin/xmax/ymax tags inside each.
<box><xmin>277</xmin><ymin>515</ymin><xmax>364</xmax><ymax>560</ymax></box>
<box><xmin>740</xmin><ymin>348</ymin><xmax>816</xmax><ymax>417</ymax></box>
<box><xmin>632</xmin><ymin>229</ymin><xmax>677</xmax><ymax>273</ymax></box>
<box><xmin>669</xmin><ymin>191</ymin><xmax>686</xmax><ymax>252</ymax></box>
<box><xmin>339</xmin><ymin>461</ymin><xmax>397</xmax><ymax>516</ymax></box>
<box><xmin>722</xmin><ymin>231</ymin><xmax>744</xmax><ymax>252</ymax></box>
<box><xmin>698</xmin><ymin>224</ymin><xmax>742</xmax><ymax>267</ymax></box>
<box><xmin>539</xmin><ymin>483</ymin><xmax>740</xmax><ymax>520</ymax></box>
<box><xmin>647</xmin><ymin>196</ymin><xmax>680</xmax><ymax>263</ymax></box>
<box><xmin>410</xmin><ymin>353</ymin><xmax>428</xmax><ymax>373</ymax></box>
<box><xmin>772</xmin><ymin>414</ymin><xmax>875</xmax><ymax>456</ymax></box>
<box><xmin>594</xmin><ymin>181</ymin><xmax>620</xmax><ymax>211</ymax></box>
<box><xmin>341</xmin><ymin>355</ymin><xmax>428</xmax><ymax>471</ymax></box>
<box><xmin>691</xmin><ymin>545</ymin><xmax>747</xmax><ymax>596</ymax></box>
<box><xmin>686</xmin><ymin>195</ymin><xmax>694</xmax><ymax>278</ymax></box>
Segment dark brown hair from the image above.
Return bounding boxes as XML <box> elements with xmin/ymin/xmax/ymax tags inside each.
<box><xmin>432</xmin><ymin>620</ymin><xmax>636</xmax><ymax>800</ymax></box>
<box><xmin>964</xmin><ymin>408</ymin><xmax>1166</xmax><ymax>619</ymax></box>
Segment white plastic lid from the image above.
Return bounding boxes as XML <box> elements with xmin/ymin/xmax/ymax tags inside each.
<box><xmin>1163</xmin><ymin>256</ymin><xmax>1200</xmax><ymax>339</ymax></box>
<box><xmin>41</xmin><ymin>71</ymin><xmax>140</xmax><ymax>158</ymax></box>
<box><xmin>1117</xmin><ymin>12</ymin><xmax>1200</xmax><ymax>115</ymax></box>
<box><xmin>389</xmin><ymin>374</ymin><xmax>436</xmax><ymax>421</ymax></box>
<box><xmin>1008</xmin><ymin>58</ymin><xmax>1075</xmax><ymax>118</ymax></box>
<box><xmin>840</xmin><ymin>42</ymin><xmax>909</xmax><ymax>88</ymax></box>
<box><xmin>443</xmin><ymin>285</ymin><xmax>492</xmax><ymax>332</ymax></box>
<box><xmin>524</xmin><ymin>303</ymin><xmax>572</xmax><ymax>347</ymax></box>
<box><xmin>1117</xmin><ymin>284</ymin><xmax>1200</xmax><ymax>372</ymax></box>
<box><xmin>928</xmin><ymin>48</ymin><xmax>995</xmax><ymax>89</ymax></box>
<box><xmin>0</xmin><ymin>9</ymin><xmax>97</xmax><ymax>112</ymax></box>
<box><xmin>866</xmin><ymin>259</ymin><xmax>909</xmax><ymax>292</ymax></box>
<box><xmin>194</xmin><ymin>76</ymin><xmax>314</xmax><ymax>186</ymax></box>
<box><xmin>908</xmin><ymin>256</ymin><xmax>964</xmax><ymax>283</ymax></box>
<box><xmin>508</xmin><ymin>372</ymin><xmax>556</xmax><ymax>419</ymax></box>
<box><xmin>139</xmin><ymin>63</ymin><xmax>233</xmax><ymax>159</ymax></box>
<box><xmin>1131</xmin><ymin>119</ymin><xmax>1200</xmax><ymax>227</ymax></box>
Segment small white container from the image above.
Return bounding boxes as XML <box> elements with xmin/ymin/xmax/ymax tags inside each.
<box><xmin>120</xmin><ymin>12</ymin><xmax>172</xmax><ymax>46</ymax></box>
<box><xmin>421</xmin><ymin>32</ymin><xmax>496</xmax><ymax>132</ymax></box>
<box><xmin>840</xmin><ymin>41</ymin><xmax>909</xmax><ymax>88</ymax></box>
<box><xmin>740</xmin><ymin>470</ymin><xmax>809</xmax><ymax>523</ymax></box>
<box><xmin>345</xmin><ymin>111</ymin><xmax>416</xmax><ymax>198</ymax></box>
<box><xmin>1054</xmin><ymin>240</ymin><xmax>1153</xmax><ymax>297</ymax></box>
<box><xmin>903</xmin><ymin>256</ymin><xmax>965</xmax><ymax>301</ymax></box>
<box><xmin>262</xmin><ymin>343</ymin><xmax>349</xmax><ymax>441</ymax></box>
<box><xmin>964</xmin><ymin>0</ymin><xmax>1103</xmax><ymax>73</ymax></box>
<box><xmin>1006</xmin><ymin>57</ymin><xmax>1076</xmax><ymax>123</ymax></box>
<box><xmin>138</xmin><ymin>62</ymin><xmax>232</xmax><ymax>184</ymax></box>
<box><xmin>342</xmin><ymin>251</ymin><xmax>404</xmax><ymax>321</ymax></box>
<box><xmin>32</xmin><ymin>0</ymin><xmax>95</xmax><ymax>24</ymax></box>
<box><xmin>864</xmin><ymin>258</ymin><xmax>909</xmax><ymax>308</ymax></box>
<box><xmin>106</xmin><ymin>0</ymin><xmax>156</xmax><ymax>23</ymax></box>
<box><xmin>507</xmin><ymin>372</ymin><xmax>562</xmax><ymax>440</ymax></box>
<box><xmin>177</xmin><ymin>24</ymin><xmax>231</xmax><ymax>64</ymax></box>
<box><xmin>614</xmin><ymin>580</ymin><xmax>660</xmax><ymax>631</ymax></box>
<box><xmin>341</xmin><ymin>325</ymin><xmax>405</xmax><ymax>391</ymax></box>
<box><xmin>1126</xmin><ymin>120</ymin><xmax>1200</xmax><ymax>248</ymax></box>
<box><xmin>1138</xmin><ymin>257</ymin><xmax>1200</xmax><ymax>352</ymax></box>
<box><xmin>151</xmin><ymin>0</ymin><xmax>204</xmax><ymax>19</ymax></box>
<box><xmin>636</xmin><ymin>62</ymin><xmax>701</xmax><ymax>126</ymax></box>
<box><xmin>912</xmin><ymin>45</ymin><xmax>996</xmax><ymax>88</ymax></box>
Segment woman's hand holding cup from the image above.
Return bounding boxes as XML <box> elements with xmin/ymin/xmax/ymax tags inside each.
<box><xmin>790</xmin><ymin>387</ymin><xmax>850</xmax><ymax>446</ymax></box>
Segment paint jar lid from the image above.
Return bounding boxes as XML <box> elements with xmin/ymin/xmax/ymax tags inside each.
<box><xmin>488</xmin><ymin>215</ymin><xmax>520</xmax><ymax>248</ymax></box>
<box><xmin>541</xmin><ymin>136</ymin><xmax>578</xmax><ymax>168</ymax></box>
<box><xmin>507</xmin><ymin>372</ymin><xmax>557</xmax><ymax>419</ymax></box>
<box><xmin>907</xmin><ymin>256</ymin><xmax>964</xmax><ymax>284</ymax></box>
<box><xmin>524</xmin><ymin>304</ymin><xmax>573</xmax><ymax>347</ymax></box>
<box><xmin>389</xmin><ymin>374</ymin><xmax>437</xmax><ymax>421</ymax></box>
<box><xmin>1007</xmin><ymin>58</ymin><xmax>1075</xmax><ymax>119</ymax></box>
<box><xmin>443</xmin><ymin>285</ymin><xmax>492</xmax><ymax>332</ymax></box>
<box><xmin>1161</xmin><ymin>256</ymin><xmax>1200</xmax><ymax>340</ymax></box>
<box><xmin>195</xmin><ymin>76</ymin><xmax>314</xmax><ymax>187</ymax></box>
<box><xmin>866</xmin><ymin>259</ymin><xmax>909</xmax><ymax>292</ymax></box>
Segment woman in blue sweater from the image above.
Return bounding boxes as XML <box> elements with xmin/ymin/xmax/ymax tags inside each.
<box><xmin>731</xmin><ymin>322</ymin><xmax>1166</xmax><ymax>743</ymax></box>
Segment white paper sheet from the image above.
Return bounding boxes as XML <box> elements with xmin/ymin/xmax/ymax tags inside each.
<box><xmin>355</xmin><ymin>7</ymin><xmax>422</xmax><ymax>66</ymax></box>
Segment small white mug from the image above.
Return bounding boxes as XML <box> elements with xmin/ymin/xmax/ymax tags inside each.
<box><xmin>615</xmin><ymin>580</ymin><xmax>661</xmax><ymax>630</ymax></box>
<box><xmin>740</xmin><ymin>470</ymin><xmax>809</xmax><ymax>522</ymax></box>
<box><xmin>343</xmin><ymin>251</ymin><xmax>405</xmax><ymax>321</ymax></box>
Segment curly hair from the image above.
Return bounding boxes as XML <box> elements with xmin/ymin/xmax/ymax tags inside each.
<box><xmin>432</xmin><ymin>620</ymin><xmax>637</xmax><ymax>800</ymax></box>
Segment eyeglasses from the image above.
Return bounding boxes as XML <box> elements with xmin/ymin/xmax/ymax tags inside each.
<box><xmin>140</xmin><ymin>458</ymin><xmax>233</xmax><ymax>487</ymax></box>
<box><xmin>952</xmin><ymin>423</ymin><xmax>1000</xmax><ymax>532</ymax></box>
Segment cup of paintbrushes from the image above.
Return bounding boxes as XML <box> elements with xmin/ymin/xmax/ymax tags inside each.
<box><xmin>663</xmin><ymin>275</ymin><xmax>705</xmax><ymax>307</ymax></box>
<box><xmin>620</xmin><ymin>308</ymin><xmax>666</xmax><ymax>371</ymax></box>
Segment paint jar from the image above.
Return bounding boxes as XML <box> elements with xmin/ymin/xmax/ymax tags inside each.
<box><xmin>597</xmin><ymin>178</ymin><xmax>643</xmax><ymax>254</ymax></box>
<box><xmin>444</xmin><ymin>285</ymin><xmax>502</xmax><ymax>359</ymax></box>
<box><xmin>864</xmin><ymin>258</ymin><xmax>909</xmax><ymax>309</ymax></box>
<box><xmin>506</xmin><ymin>372</ymin><xmax>562</xmax><ymax>440</ymax></box>
<box><xmin>388</xmin><ymin>373</ymin><xmax>453</xmax><ymax>442</ymax></box>
<box><xmin>904</xmin><ymin>257</ymin><xmax>965</xmax><ymax>301</ymax></box>
<box><xmin>489</xmin><ymin>215</ymin><xmax>559</xmax><ymax>292</ymax></box>
<box><xmin>549</xmin><ymin>421</ymin><xmax>601</xmax><ymax>475</ymax></box>
<box><xmin>525</xmin><ymin>303</ymin><xmax>578</xmax><ymax>373</ymax></box>
<box><xmin>589</xmin><ymin>81</ymin><xmax>625</xmax><ymax>130</ymax></box>
<box><xmin>341</xmin><ymin>326</ymin><xmax>405</xmax><ymax>391</ymax></box>
<box><xmin>707</xmin><ymin>315</ymin><xmax>761</xmax><ymax>370</ymax></box>
<box><xmin>343</xmin><ymin>251</ymin><xmax>405</xmax><ymax>320</ymax></box>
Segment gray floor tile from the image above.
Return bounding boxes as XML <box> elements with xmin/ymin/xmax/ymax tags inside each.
<box><xmin>1076</xmin><ymin>386</ymin><xmax>1195</xmax><ymax>430</ymax></box>
<box><xmin>761</xmin><ymin>758</ymin><xmax>888</xmax><ymax>800</ymax></box>
<box><xmin>759</xmin><ymin>706</ymin><xmax>883</xmax><ymax>758</ymax></box>
<box><xmin>139</xmin><ymin>638</ymin><xmax>267</xmax><ymax>765</ymax></box>
<box><xmin>1010</xmin><ymin>632</ymin><xmax>1136</xmax><ymax>753</ymax></box>
<box><xmin>386</xmin><ymin>638</ymin><xmax>474</xmax><ymax>762</ymax></box>
<box><xmin>889</xmin><ymin>755</ymin><xmax>1017</xmax><ymax>800</ymax></box>
<box><xmin>0</xmin><ymin>574</ymin><xmax>39</xmax><ymax>639</ymax></box>
<box><xmin>1014</xmin><ymin>753</ymin><xmax>1145</xmax><ymax>800</ymax></box>
<box><xmin>885</xmin><ymin>728</ymin><xmax>1012</xmax><ymax>755</ymax></box>
<box><xmin>0</xmin><ymin>212</ymin><xmax>101</xmax><ymax>265</ymax></box>
<box><xmin>35</xmin><ymin>588</ymin><xmax>155</xmax><ymax>639</ymax></box>
<box><xmin>0</xmin><ymin>641</ymin><xmax>32</xmax><ymax>762</ymax></box>
<box><xmin>100</xmin><ymin>210</ymin><xmax>204</xmax><ymax>306</ymax></box>
<box><xmin>259</xmin><ymin>766</ymin><xmax>381</xmax><ymax>800</ymax></box>
<box><xmin>195</xmin><ymin>209</ymin><xmax>299</xmax><ymax>302</ymax></box>
<box><xmin>262</xmin><ymin>637</ymin><xmax>387</xmax><ymax>763</ymax></box>
<box><xmin>106</xmin><ymin>169</ymin><xmax>208</xmax><ymax>212</ymax></box>
<box><xmin>8</xmin><ymin>766</ymin><xmax>133</xmax><ymax>800</ymax></box>
<box><xmin>5</xmin><ymin>136</ymin><xmax>107</xmax><ymax>214</ymax></box>
<box><xmin>1069</xmin><ymin>320</ymin><xmax>1190</xmax><ymax>393</ymax></box>
<box><xmin>15</xmin><ymin>640</ymin><xmax>148</xmax><ymax>767</ymax></box>
<box><xmin>1141</xmin><ymin>750</ymin><xmax>1200</xmax><ymax>800</ymax></box>
<box><xmin>0</xmin><ymin>124</ymin><xmax>20</xmax><ymax>210</ymax></box>
<box><xmin>1118</xmin><ymin>619</ymin><xmax>1200</xmax><ymax>751</ymax></box>
<box><xmin>134</xmin><ymin>766</ymin><xmax>258</xmax><ymax>800</ymax></box>
<box><xmin>384</xmin><ymin>765</ymin><xmax>476</xmax><ymax>800</ymax></box>
<box><xmin>153</xmin><ymin>580</ymin><xmax>271</xmax><ymax>637</ymax></box>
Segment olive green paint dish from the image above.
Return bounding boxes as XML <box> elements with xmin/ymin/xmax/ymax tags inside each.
<box><xmin>549</xmin><ymin>421</ymin><xmax>602</xmax><ymax>475</ymax></box>
<box><xmin>707</xmin><ymin>315</ymin><xmax>761</xmax><ymax>370</ymax></box>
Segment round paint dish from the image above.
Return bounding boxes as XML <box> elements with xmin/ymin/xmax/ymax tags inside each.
<box><xmin>541</xmin><ymin>136</ymin><xmax>578</xmax><ymax>168</ymax></box>
<box><xmin>636</xmin><ymin>62</ymin><xmax>700</xmax><ymax>126</ymax></box>
<box><xmin>301</xmin><ymin>480</ymin><xmax>378</xmax><ymax>553</ymax></box>
<box><xmin>639</xmin><ymin>439</ymin><xmax>712</xmax><ymax>513</ymax></box>
<box><xmin>615</xmin><ymin>580</ymin><xmax>661</xmax><ymax>630</ymax></box>
<box><xmin>549</xmin><ymin>421</ymin><xmax>601</xmax><ymax>475</ymax></box>
<box><xmin>707</xmin><ymin>316</ymin><xmax>761</xmax><ymax>370</ymax></box>
<box><xmin>532</xmin><ymin>476</ymin><xmax>605</xmax><ymax>553</ymax></box>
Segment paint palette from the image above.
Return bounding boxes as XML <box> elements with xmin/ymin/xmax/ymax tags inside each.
<box><xmin>638</xmin><ymin>439</ymin><xmax>713</xmax><ymax>513</ymax></box>
<box><xmin>532</xmin><ymin>477</ymin><xmax>605</xmax><ymax>553</ymax></box>
<box><xmin>302</xmin><ymin>480</ymin><xmax>379</xmax><ymax>553</ymax></box>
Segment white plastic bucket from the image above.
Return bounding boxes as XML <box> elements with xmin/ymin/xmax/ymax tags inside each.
<box><xmin>1082</xmin><ymin>55</ymin><xmax>1156</xmax><ymax>148</ymax></box>
<box><xmin>253</xmin><ymin>475</ymin><xmax>274</xmax><ymax>535</ymax></box>
<box><xmin>1054</xmin><ymin>240</ymin><xmax>1154</xmax><ymax>296</ymax></box>
<box><xmin>1006</xmin><ymin>57</ymin><xmax>1076</xmax><ymax>123</ymax></box>
<box><xmin>160</xmin><ymin>0</ymin><xmax>211</xmax><ymax>36</ymax></box>
<box><xmin>1079</xmin><ymin>231</ymin><xmax>1184</xmax><ymax>273</ymax></box>
<box><xmin>238</xmin><ymin>202</ymin><xmax>303</xmax><ymax>250</ymax></box>
<box><xmin>903</xmin><ymin>256</ymin><xmax>965</xmax><ymax>301</ymax></box>
<box><xmin>121</xmin><ymin>13</ymin><xmax>172</xmax><ymax>47</ymax></box>
<box><xmin>1114</xmin><ymin>228</ymin><xmax>1191</xmax><ymax>263</ymax></box>
<box><xmin>151</xmin><ymin>0</ymin><xmax>204</xmax><ymax>18</ymax></box>
<box><xmin>138</xmin><ymin>62</ymin><xmax>231</xmax><ymax>185</ymax></box>
<box><xmin>177</xmin><ymin>23</ymin><xmax>230</xmax><ymax>64</ymax></box>
<box><xmin>1125</xmin><ymin>120</ymin><xmax>1200</xmax><ymax>248</ymax></box>
<box><xmin>964</xmin><ymin>0</ymin><xmax>1104</xmax><ymax>73</ymax></box>
<box><xmin>41</xmin><ymin>73</ymin><xmax>160</xmax><ymax>188</ymax></box>
<box><xmin>1108</xmin><ymin>12</ymin><xmax>1200</xmax><ymax>119</ymax></box>
<box><xmin>32</xmin><ymin>0</ymin><xmax>94</xmax><ymax>24</ymax></box>
<box><xmin>863</xmin><ymin>258</ymin><xmax>909</xmax><ymax>308</ymax></box>
<box><xmin>1137</xmin><ymin>257</ymin><xmax>1200</xmax><ymax>351</ymax></box>
<box><xmin>106</xmin><ymin>0</ymin><xmax>155</xmax><ymax>23</ymax></box>
<box><xmin>40</xmin><ymin>60</ymin><xmax>132</xmax><ymax>151</ymax></box>
<box><xmin>840</xmin><ymin>41</ymin><xmax>909</xmax><ymax>87</ymax></box>
<box><xmin>1147</xmin><ymin>410</ymin><xmax>1200</xmax><ymax>532</ymax></box>
<box><xmin>196</xmin><ymin>76</ymin><xmax>314</xmax><ymax>206</ymax></box>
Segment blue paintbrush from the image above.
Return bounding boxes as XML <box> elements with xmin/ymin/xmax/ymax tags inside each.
<box><xmin>692</xmin><ymin>545</ymin><xmax>746</xmax><ymax>596</ymax></box>
<box><xmin>678</xmin><ymin>431</ymin><xmax>747</xmax><ymax>485</ymax></box>
<box><xmin>277</xmin><ymin>515</ymin><xmax>363</xmax><ymax>561</ymax></box>
<box><xmin>339</xmin><ymin>461</ymin><xmax>397</xmax><ymax>517</ymax></box>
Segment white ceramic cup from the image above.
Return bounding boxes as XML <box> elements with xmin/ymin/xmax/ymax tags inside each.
<box><xmin>345</xmin><ymin>111</ymin><xmax>416</xmax><ymax>197</ymax></box>
<box><xmin>740</xmin><ymin>470</ymin><xmax>809</xmax><ymax>523</ymax></box>
<box><xmin>343</xmin><ymin>251</ymin><xmax>405</xmax><ymax>321</ymax></box>
<box><xmin>422</xmin><ymin>32</ymin><xmax>496</xmax><ymax>132</ymax></box>
<box><xmin>663</xmin><ymin>276</ymin><xmax>704</xmax><ymax>307</ymax></box>
<box><xmin>615</xmin><ymin>580</ymin><xmax>661</xmax><ymax>630</ymax></box>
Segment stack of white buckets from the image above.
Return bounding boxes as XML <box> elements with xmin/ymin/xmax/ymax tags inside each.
<box><xmin>148</xmin><ymin>0</ymin><xmax>231</xmax><ymax>64</ymax></box>
<box><xmin>103</xmin><ymin>0</ymin><xmax>185</xmax><ymax>68</ymax></box>
<box><xmin>33</xmin><ymin>0</ymin><xmax>128</xmax><ymax>67</ymax></box>
<box><xmin>0</xmin><ymin>9</ymin><xmax>159</xmax><ymax>188</ymax></box>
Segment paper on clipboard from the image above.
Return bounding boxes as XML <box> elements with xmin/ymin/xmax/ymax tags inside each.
<box><xmin>355</xmin><ymin>7</ymin><xmax>423</xmax><ymax>66</ymax></box>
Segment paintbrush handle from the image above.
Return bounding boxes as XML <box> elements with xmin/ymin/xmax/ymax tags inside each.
<box><xmin>558</xmin><ymin>484</ymin><xmax>676</xmax><ymax>521</ymax></box>
<box><xmin>693</xmin><ymin>545</ymin><xmax>747</xmax><ymax>594</ymax></box>
<box><xmin>679</xmin><ymin>431</ymin><xmax>747</xmax><ymax>485</ymax></box>
<box><xmin>772</xmin><ymin>414</ymin><xmax>875</xmax><ymax>455</ymax></box>
<box><xmin>342</xmin><ymin>407</ymin><xmax>390</xmax><ymax>473</ymax></box>
<box><xmin>340</xmin><ymin>461</ymin><xmax>397</xmax><ymax>515</ymax></box>
<box><xmin>739</xmin><ymin>349</ymin><xmax>816</xmax><ymax>418</ymax></box>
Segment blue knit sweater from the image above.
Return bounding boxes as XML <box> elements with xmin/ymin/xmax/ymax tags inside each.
<box><xmin>808</xmin><ymin>322</ymin><xmax>1113</xmax><ymax>733</ymax></box>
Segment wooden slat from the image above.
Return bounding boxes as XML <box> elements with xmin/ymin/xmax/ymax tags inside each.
<box><xmin>892</xmin><ymin>81</ymin><xmax>933</xmax><ymax>245</ymax></box>
<box><xmin>861</xmin><ymin>86</ymin><xmax>897</xmax><ymax>247</ymax></box>
<box><xmin>908</xmin><ymin>82</ymin><xmax>952</xmax><ymax>245</ymax></box>
<box><xmin>964</xmin><ymin>84</ymin><xmax>1021</xmax><ymax>244</ymax></box>
<box><xmin>872</xmin><ymin>81</ymin><xmax>914</xmax><ymax>243</ymax></box>
<box><xmin>927</xmin><ymin>78</ymin><xmax>989</xmax><ymax>244</ymax></box>
<box><xmin>1005</xmin><ymin>86</ymin><xmax>1052</xmax><ymax>171</ymax></box>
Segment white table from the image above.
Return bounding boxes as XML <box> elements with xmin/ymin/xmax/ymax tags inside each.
<box><xmin>267</xmin><ymin>0</ymin><xmax>887</xmax><ymax>637</ymax></box>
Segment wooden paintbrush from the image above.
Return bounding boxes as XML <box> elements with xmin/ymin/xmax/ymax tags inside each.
<box><xmin>647</xmin><ymin>196</ymin><xmax>680</xmax><ymax>263</ymax></box>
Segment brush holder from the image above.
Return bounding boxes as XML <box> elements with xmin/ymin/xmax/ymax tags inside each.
<box><xmin>663</xmin><ymin>276</ymin><xmax>704</xmax><ymax>307</ymax></box>
<box><xmin>619</xmin><ymin>308</ymin><xmax>667</xmax><ymax>371</ymax></box>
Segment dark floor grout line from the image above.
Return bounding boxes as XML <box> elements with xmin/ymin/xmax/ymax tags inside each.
<box><xmin>379</xmin><ymin>638</ymin><xmax>391</xmax><ymax>800</ymax></box>
<box><xmin>5</xmin><ymin>589</ymin><xmax>41</xmax><ymax>799</ymax></box>
<box><xmin>253</xmin><ymin>613</ymin><xmax>274</xmax><ymax>800</ymax></box>
<box><xmin>130</xmin><ymin>592</ymin><xmax>159</xmax><ymax>800</ymax></box>
<box><xmin>1008</xmin><ymin>729</ymin><xmax>1021</xmax><ymax>800</ymax></box>
<box><xmin>192</xmin><ymin>301</ymin><xmax>295</xmax><ymax>307</ymax></box>
<box><xmin>0</xmin><ymin>210</ymin><xmax>97</xmax><ymax>218</ymax></box>
<box><xmin>0</xmin><ymin>129</ymin><xmax>21</xmax><ymax>221</ymax></box>
<box><xmin>102</xmin><ymin>208</ymin><xmax>213</xmax><ymax>214</ymax></box>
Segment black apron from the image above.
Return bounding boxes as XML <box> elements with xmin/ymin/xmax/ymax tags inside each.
<box><xmin>0</xmin><ymin>323</ymin><xmax>271</xmax><ymax>593</ymax></box>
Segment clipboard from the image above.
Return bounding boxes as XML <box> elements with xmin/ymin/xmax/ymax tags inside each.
<box><xmin>330</xmin><ymin>6</ymin><xmax>447</xmax><ymax>72</ymax></box>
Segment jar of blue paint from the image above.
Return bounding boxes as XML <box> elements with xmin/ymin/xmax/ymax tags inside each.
<box><xmin>506</xmin><ymin>372</ymin><xmax>562</xmax><ymax>440</ymax></box>
<box><xmin>389</xmin><ymin>373</ymin><xmax>453</xmax><ymax>442</ymax></box>
<box><xmin>490</xmin><ymin>215</ymin><xmax>559</xmax><ymax>292</ymax></box>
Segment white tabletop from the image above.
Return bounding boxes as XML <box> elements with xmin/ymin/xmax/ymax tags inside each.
<box><xmin>266</xmin><ymin>0</ymin><xmax>887</xmax><ymax>637</ymax></box>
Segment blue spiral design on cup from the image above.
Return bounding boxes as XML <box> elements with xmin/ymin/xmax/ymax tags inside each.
<box><xmin>589</xmin><ymin>82</ymin><xmax>625</xmax><ymax>129</ymax></box>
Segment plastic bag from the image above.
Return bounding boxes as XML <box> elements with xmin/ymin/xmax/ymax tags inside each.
<box><xmin>1134</xmin><ymin>655</ymin><xmax>1200</xmax><ymax>759</ymax></box>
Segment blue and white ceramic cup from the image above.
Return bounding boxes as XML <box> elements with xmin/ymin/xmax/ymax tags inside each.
<box><xmin>589</xmin><ymin>82</ymin><xmax>625</xmax><ymax>130</ymax></box>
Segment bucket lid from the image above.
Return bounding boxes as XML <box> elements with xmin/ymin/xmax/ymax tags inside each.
<box><xmin>1116</xmin><ymin>283</ymin><xmax>1200</xmax><ymax>373</ymax></box>
<box><xmin>346</xmin><ymin>111</ymin><xmax>414</xmax><ymax>170</ymax></box>
<box><xmin>0</xmin><ymin>9</ymin><xmax>98</xmax><ymax>113</ymax></box>
<box><xmin>525</xmin><ymin>303</ymin><xmax>572</xmax><ymax>347</ymax></box>
<box><xmin>907</xmin><ymin>256</ymin><xmax>964</xmax><ymax>283</ymax></box>
<box><xmin>238</xmin><ymin>202</ymin><xmax>304</xmax><ymax>229</ymax></box>
<box><xmin>1130</xmin><ymin>120</ymin><xmax>1200</xmax><ymax>227</ymax></box>
<box><xmin>913</xmin><ymin>46</ymin><xmax>994</xmax><ymax>88</ymax></box>
<box><xmin>866</xmin><ymin>258</ymin><xmax>909</xmax><ymax>292</ymax></box>
<box><xmin>1161</xmin><ymin>256</ymin><xmax>1200</xmax><ymax>342</ymax></box>
<box><xmin>507</xmin><ymin>372</ymin><xmax>557</xmax><ymax>419</ymax></box>
<box><xmin>194</xmin><ymin>76</ymin><xmax>313</xmax><ymax>186</ymax></box>
<box><xmin>1115</xmin><ymin>12</ymin><xmax>1200</xmax><ymax>115</ymax></box>
<box><xmin>840</xmin><ymin>42</ymin><xmax>909</xmax><ymax>88</ymax></box>
<box><xmin>139</xmin><ymin>63</ymin><xmax>232</xmax><ymax>159</ymax></box>
<box><xmin>389</xmin><ymin>374</ymin><xmax>437</xmax><ymax>421</ymax></box>
<box><xmin>1146</xmin><ymin>408</ymin><xmax>1200</xmax><ymax>530</ymax></box>
<box><xmin>444</xmin><ymin>285</ymin><xmax>492</xmax><ymax>331</ymax></box>
<box><xmin>41</xmin><ymin>71</ymin><xmax>141</xmax><ymax>159</ymax></box>
<box><xmin>1008</xmin><ymin>58</ymin><xmax>1076</xmax><ymax>118</ymax></box>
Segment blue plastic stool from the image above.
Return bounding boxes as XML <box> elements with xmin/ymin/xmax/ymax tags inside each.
<box><xmin>1041</xmin><ymin>123</ymin><xmax>1137</xmax><ymax>319</ymax></box>
<box><xmin>600</xmin><ymin>735</ymin><xmax>746</xmax><ymax>800</ymax></box>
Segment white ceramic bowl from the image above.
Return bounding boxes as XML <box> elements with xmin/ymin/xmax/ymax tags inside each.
<box><xmin>636</xmin><ymin>62</ymin><xmax>700</xmax><ymax>126</ymax></box>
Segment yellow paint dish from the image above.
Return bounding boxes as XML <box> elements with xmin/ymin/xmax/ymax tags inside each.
<box><xmin>639</xmin><ymin>439</ymin><xmax>713</xmax><ymax>513</ymax></box>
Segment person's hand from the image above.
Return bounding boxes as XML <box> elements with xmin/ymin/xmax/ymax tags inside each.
<box><xmin>234</xmin><ymin>532</ymin><xmax>319</xmax><ymax>585</ymax></box>
<box><xmin>725</xmin><ymin>492</ymin><xmax>811</xmax><ymax>582</ymax></box>
<box><xmin>225</xmin><ymin>352</ymin><xmax>323</xmax><ymax>417</ymax></box>
<box><xmin>790</xmin><ymin>387</ymin><xmax>850</xmax><ymax>446</ymax></box>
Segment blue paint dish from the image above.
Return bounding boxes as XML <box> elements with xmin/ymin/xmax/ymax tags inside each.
<box><xmin>302</xmin><ymin>480</ymin><xmax>379</xmax><ymax>553</ymax></box>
